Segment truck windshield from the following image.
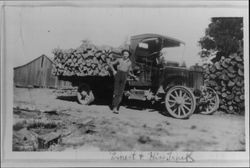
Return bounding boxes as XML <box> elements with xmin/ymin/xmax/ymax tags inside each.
<box><xmin>160</xmin><ymin>44</ymin><xmax>185</xmax><ymax>66</ymax></box>
<box><xmin>134</xmin><ymin>38</ymin><xmax>185</xmax><ymax>66</ymax></box>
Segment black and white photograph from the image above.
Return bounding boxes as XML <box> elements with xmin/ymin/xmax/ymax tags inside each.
<box><xmin>1</xmin><ymin>0</ymin><xmax>249</xmax><ymax>167</ymax></box>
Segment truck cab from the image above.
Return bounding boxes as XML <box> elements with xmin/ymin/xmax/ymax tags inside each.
<box><xmin>127</xmin><ymin>34</ymin><xmax>187</xmax><ymax>95</ymax></box>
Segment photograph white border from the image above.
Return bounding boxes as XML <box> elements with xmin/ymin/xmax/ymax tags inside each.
<box><xmin>1</xmin><ymin>0</ymin><xmax>249</xmax><ymax>167</ymax></box>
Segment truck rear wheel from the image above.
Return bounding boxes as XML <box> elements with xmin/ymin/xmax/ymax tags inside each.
<box><xmin>77</xmin><ymin>84</ymin><xmax>95</xmax><ymax>105</ymax></box>
<box><xmin>165</xmin><ymin>86</ymin><xmax>196</xmax><ymax>119</ymax></box>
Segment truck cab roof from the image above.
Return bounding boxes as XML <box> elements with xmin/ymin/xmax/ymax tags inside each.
<box><xmin>131</xmin><ymin>33</ymin><xmax>185</xmax><ymax>48</ymax></box>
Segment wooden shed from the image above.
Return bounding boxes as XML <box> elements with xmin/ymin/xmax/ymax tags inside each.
<box><xmin>14</xmin><ymin>55</ymin><xmax>71</xmax><ymax>88</ymax></box>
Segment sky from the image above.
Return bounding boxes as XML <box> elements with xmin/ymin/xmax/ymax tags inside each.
<box><xmin>4</xmin><ymin>5</ymin><xmax>246</xmax><ymax>67</ymax></box>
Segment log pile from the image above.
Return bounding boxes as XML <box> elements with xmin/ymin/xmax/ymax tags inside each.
<box><xmin>203</xmin><ymin>51</ymin><xmax>244</xmax><ymax>114</ymax></box>
<box><xmin>52</xmin><ymin>41</ymin><xmax>121</xmax><ymax>77</ymax></box>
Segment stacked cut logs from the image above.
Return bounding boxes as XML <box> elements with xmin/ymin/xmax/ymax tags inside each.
<box><xmin>52</xmin><ymin>41</ymin><xmax>121</xmax><ymax>77</ymax></box>
<box><xmin>203</xmin><ymin>51</ymin><xmax>244</xmax><ymax>114</ymax></box>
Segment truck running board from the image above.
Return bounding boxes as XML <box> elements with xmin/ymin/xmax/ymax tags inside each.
<box><xmin>126</xmin><ymin>89</ymin><xmax>147</xmax><ymax>101</ymax></box>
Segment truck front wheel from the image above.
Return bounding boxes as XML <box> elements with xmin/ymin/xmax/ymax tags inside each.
<box><xmin>165</xmin><ymin>86</ymin><xmax>196</xmax><ymax>119</ymax></box>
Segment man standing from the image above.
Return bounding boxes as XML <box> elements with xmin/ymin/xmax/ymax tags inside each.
<box><xmin>110</xmin><ymin>49</ymin><xmax>137</xmax><ymax>114</ymax></box>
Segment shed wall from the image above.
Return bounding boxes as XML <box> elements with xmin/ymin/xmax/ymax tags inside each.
<box><xmin>14</xmin><ymin>55</ymin><xmax>71</xmax><ymax>88</ymax></box>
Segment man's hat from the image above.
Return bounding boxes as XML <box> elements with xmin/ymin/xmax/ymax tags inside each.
<box><xmin>121</xmin><ymin>49</ymin><xmax>131</xmax><ymax>56</ymax></box>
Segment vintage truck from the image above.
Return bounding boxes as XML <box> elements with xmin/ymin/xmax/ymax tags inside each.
<box><xmin>56</xmin><ymin>34</ymin><xmax>219</xmax><ymax>119</ymax></box>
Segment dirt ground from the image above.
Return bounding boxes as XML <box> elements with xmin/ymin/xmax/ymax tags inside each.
<box><xmin>13</xmin><ymin>88</ymin><xmax>245</xmax><ymax>151</ymax></box>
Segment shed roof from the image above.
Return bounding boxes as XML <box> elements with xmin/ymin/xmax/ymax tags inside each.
<box><xmin>14</xmin><ymin>55</ymin><xmax>54</xmax><ymax>70</ymax></box>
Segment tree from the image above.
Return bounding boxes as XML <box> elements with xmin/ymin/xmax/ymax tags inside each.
<box><xmin>199</xmin><ymin>17</ymin><xmax>243</xmax><ymax>62</ymax></box>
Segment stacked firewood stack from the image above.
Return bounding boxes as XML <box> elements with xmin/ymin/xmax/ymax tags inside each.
<box><xmin>203</xmin><ymin>51</ymin><xmax>244</xmax><ymax>114</ymax></box>
<box><xmin>52</xmin><ymin>41</ymin><xmax>121</xmax><ymax>77</ymax></box>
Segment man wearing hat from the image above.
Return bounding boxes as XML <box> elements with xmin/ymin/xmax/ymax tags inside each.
<box><xmin>110</xmin><ymin>49</ymin><xmax>137</xmax><ymax>114</ymax></box>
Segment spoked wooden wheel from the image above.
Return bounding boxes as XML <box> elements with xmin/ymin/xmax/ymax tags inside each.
<box><xmin>199</xmin><ymin>87</ymin><xmax>219</xmax><ymax>115</ymax></box>
<box><xmin>165</xmin><ymin>86</ymin><xmax>196</xmax><ymax>119</ymax></box>
<box><xmin>77</xmin><ymin>89</ymin><xmax>94</xmax><ymax>105</ymax></box>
